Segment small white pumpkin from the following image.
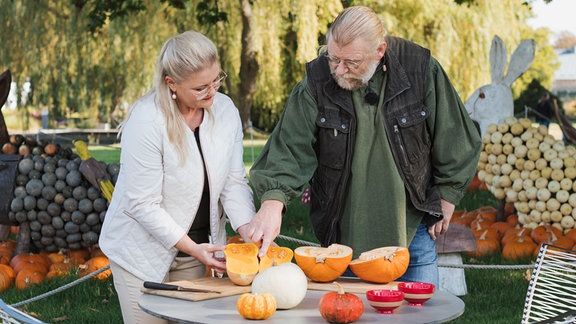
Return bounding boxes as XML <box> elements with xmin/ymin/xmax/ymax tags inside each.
<box><xmin>251</xmin><ymin>262</ymin><xmax>308</xmax><ymax>309</ymax></box>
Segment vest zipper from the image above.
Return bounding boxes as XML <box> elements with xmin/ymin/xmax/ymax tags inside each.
<box><xmin>393</xmin><ymin>124</ymin><xmax>409</xmax><ymax>168</ymax></box>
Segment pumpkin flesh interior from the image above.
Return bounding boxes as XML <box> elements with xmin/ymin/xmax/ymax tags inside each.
<box><xmin>259</xmin><ymin>246</ymin><xmax>294</xmax><ymax>273</ymax></box>
<box><xmin>294</xmin><ymin>244</ymin><xmax>353</xmax><ymax>282</ymax></box>
<box><xmin>349</xmin><ymin>246</ymin><xmax>410</xmax><ymax>284</ymax></box>
<box><xmin>224</xmin><ymin>243</ymin><xmax>260</xmax><ymax>278</ymax></box>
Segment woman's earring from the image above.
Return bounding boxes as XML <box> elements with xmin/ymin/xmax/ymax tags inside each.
<box><xmin>171</xmin><ymin>92</ymin><xmax>177</xmax><ymax>100</ymax></box>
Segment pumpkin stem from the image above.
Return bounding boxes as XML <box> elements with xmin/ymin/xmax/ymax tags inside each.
<box><xmin>333</xmin><ymin>281</ymin><xmax>345</xmax><ymax>295</ymax></box>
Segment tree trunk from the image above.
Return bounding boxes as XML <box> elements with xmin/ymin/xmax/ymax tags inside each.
<box><xmin>15</xmin><ymin>222</ymin><xmax>31</xmax><ymax>255</ymax></box>
<box><xmin>0</xmin><ymin>225</ymin><xmax>9</xmax><ymax>241</ymax></box>
<box><xmin>237</xmin><ymin>0</ymin><xmax>259</xmax><ymax>131</ymax></box>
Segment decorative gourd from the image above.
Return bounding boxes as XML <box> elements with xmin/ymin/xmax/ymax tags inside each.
<box><xmin>236</xmin><ymin>293</ymin><xmax>277</xmax><ymax>320</ymax></box>
<box><xmin>294</xmin><ymin>244</ymin><xmax>353</xmax><ymax>282</ymax></box>
<box><xmin>319</xmin><ymin>282</ymin><xmax>364</xmax><ymax>324</ymax></box>
<box><xmin>251</xmin><ymin>262</ymin><xmax>308</xmax><ymax>309</ymax></box>
<box><xmin>349</xmin><ymin>246</ymin><xmax>409</xmax><ymax>283</ymax></box>
<box><xmin>224</xmin><ymin>243</ymin><xmax>260</xmax><ymax>286</ymax></box>
<box><xmin>258</xmin><ymin>246</ymin><xmax>293</xmax><ymax>273</ymax></box>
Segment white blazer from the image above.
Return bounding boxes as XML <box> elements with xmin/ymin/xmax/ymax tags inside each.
<box><xmin>99</xmin><ymin>91</ymin><xmax>255</xmax><ymax>282</ymax></box>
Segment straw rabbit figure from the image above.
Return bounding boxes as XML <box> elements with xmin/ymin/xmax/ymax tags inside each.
<box><xmin>465</xmin><ymin>35</ymin><xmax>535</xmax><ymax>135</ymax></box>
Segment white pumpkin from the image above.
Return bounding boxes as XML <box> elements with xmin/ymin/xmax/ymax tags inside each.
<box><xmin>251</xmin><ymin>262</ymin><xmax>308</xmax><ymax>309</ymax></box>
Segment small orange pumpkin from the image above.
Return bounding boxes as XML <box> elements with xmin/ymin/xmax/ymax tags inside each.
<box><xmin>294</xmin><ymin>244</ymin><xmax>353</xmax><ymax>282</ymax></box>
<box><xmin>319</xmin><ymin>282</ymin><xmax>364</xmax><ymax>324</ymax></box>
<box><xmin>236</xmin><ymin>293</ymin><xmax>276</xmax><ymax>320</ymax></box>
<box><xmin>502</xmin><ymin>236</ymin><xmax>537</xmax><ymax>261</ymax></box>
<box><xmin>79</xmin><ymin>256</ymin><xmax>111</xmax><ymax>281</ymax></box>
<box><xmin>0</xmin><ymin>264</ymin><xmax>15</xmax><ymax>292</ymax></box>
<box><xmin>15</xmin><ymin>269</ymin><xmax>45</xmax><ymax>290</ymax></box>
<box><xmin>349</xmin><ymin>246</ymin><xmax>409</xmax><ymax>283</ymax></box>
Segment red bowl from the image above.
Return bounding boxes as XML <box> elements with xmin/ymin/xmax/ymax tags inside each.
<box><xmin>397</xmin><ymin>282</ymin><xmax>435</xmax><ymax>306</ymax></box>
<box><xmin>366</xmin><ymin>289</ymin><xmax>405</xmax><ymax>314</ymax></box>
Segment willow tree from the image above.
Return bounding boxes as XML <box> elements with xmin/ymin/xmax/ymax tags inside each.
<box><xmin>0</xmin><ymin>0</ymin><xmax>560</xmax><ymax>131</ymax></box>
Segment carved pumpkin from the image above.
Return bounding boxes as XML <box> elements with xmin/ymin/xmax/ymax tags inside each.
<box><xmin>258</xmin><ymin>246</ymin><xmax>293</xmax><ymax>273</ymax></box>
<box><xmin>224</xmin><ymin>243</ymin><xmax>260</xmax><ymax>286</ymax></box>
<box><xmin>251</xmin><ymin>262</ymin><xmax>308</xmax><ymax>309</ymax></box>
<box><xmin>349</xmin><ymin>246</ymin><xmax>410</xmax><ymax>283</ymax></box>
<box><xmin>319</xmin><ymin>282</ymin><xmax>364</xmax><ymax>324</ymax></box>
<box><xmin>294</xmin><ymin>244</ymin><xmax>353</xmax><ymax>282</ymax></box>
<box><xmin>236</xmin><ymin>293</ymin><xmax>277</xmax><ymax>320</ymax></box>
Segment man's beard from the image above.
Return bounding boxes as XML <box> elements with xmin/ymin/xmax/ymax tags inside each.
<box><xmin>331</xmin><ymin>59</ymin><xmax>381</xmax><ymax>91</ymax></box>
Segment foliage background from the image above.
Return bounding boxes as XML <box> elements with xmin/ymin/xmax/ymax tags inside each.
<box><xmin>0</xmin><ymin>0</ymin><xmax>563</xmax><ymax>132</ymax></box>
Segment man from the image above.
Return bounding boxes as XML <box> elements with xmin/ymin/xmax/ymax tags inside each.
<box><xmin>247</xmin><ymin>6</ymin><xmax>481</xmax><ymax>285</ymax></box>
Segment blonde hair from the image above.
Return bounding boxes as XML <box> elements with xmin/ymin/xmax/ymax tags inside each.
<box><xmin>120</xmin><ymin>30</ymin><xmax>218</xmax><ymax>164</ymax></box>
<box><xmin>326</xmin><ymin>6</ymin><xmax>387</xmax><ymax>50</ymax></box>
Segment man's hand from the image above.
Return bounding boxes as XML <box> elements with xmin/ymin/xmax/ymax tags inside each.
<box><xmin>428</xmin><ymin>199</ymin><xmax>455</xmax><ymax>240</ymax></box>
<box><xmin>246</xmin><ymin>200</ymin><xmax>284</xmax><ymax>257</ymax></box>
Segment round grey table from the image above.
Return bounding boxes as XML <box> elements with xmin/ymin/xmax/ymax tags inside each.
<box><xmin>139</xmin><ymin>289</ymin><xmax>464</xmax><ymax>323</ymax></box>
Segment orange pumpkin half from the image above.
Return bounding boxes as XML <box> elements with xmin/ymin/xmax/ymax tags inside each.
<box><xmin>294</xmin><ymin>244</ymin><xmax>353</xmax><ymax>282</ymax></box>
<box><xmin>349</xmin><ymin>246</ymin><xmax>410</xmax><ymax>283</ymax></box>
<box><xmin>259</xmin><ymin>246</ymin><xmax>293</xmax><ymax>273</ymax></box>
<box><xmin>224</xmin><ymin>243</ymin><xmax>260</xmax><ymax>286</ymax></box>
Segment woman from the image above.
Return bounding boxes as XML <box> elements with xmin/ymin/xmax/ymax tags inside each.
<box><xmin>99</xmin><ymin>30</ymin><xmax>255</xmax><ymax>323</ymax></box>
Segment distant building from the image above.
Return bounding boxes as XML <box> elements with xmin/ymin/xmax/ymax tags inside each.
<box><xmin>552</xmin><ymin>46</ymin><xmax>576</xmax><ymax>99</ymax></box>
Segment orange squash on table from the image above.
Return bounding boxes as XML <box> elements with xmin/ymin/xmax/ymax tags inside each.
<box><xmin>349</xmin><ymin>246</ymin><xmax>409</xmax><ymax>283</ymax></box>
<box><xmin>236</xmin><ymin>292</ymin><xmax>277</xmax><ymax>320</ymax></box>
<box><xmin>258</xmin><ymin>246</ymin><xmax>293</xmax><ymax>273</ymax></box>
<box><xmin>294</xmin><ymin>244</ymin><xmax>353</xmax><ymax>282</ymax></box>
<box><xmin>224</xmin><ymin>243</ymin><xmax>260</xmax><ymax>286</ymax></box>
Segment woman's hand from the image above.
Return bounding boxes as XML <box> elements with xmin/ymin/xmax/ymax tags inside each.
<box><xmin>175</xmin><ymin>236</ymin><xmax>226</xmax><ymax>273</ymax></box>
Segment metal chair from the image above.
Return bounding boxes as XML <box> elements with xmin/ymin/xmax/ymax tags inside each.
<box><xmin>0</xmin><ymin>299</ymin><xmax>47</xmax><ymax>324</ymax></box>
<box><xmin>522</xmin><ymin>244</ymin><xmax>576</xmax><ymax>323</ymax></box>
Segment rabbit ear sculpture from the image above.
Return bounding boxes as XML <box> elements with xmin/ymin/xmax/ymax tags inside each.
<box><xmin>465</xmin><ymin>35</ymin><xmax>535</xmax><ymax>135</ymax></box>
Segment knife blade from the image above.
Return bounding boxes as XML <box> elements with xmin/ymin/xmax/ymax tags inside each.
<box><xmin>143</xmin><ymin>281</ymin><xmax>221</xmax><ymax>293</ymax></box>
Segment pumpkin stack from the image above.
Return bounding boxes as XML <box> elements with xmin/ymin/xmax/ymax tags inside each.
<box><xmin>477</xmin><ymin>117</ymin><xmax>576</xmax><ymax>234</ymax></box>
<box><xmin>6</xmin><ymin>142</ymin><xmax>120</xmax><ymax>252</ymax></box>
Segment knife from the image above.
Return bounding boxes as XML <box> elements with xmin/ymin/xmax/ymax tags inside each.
<box><xmin>143</xmin><ymin>281</ymin><xmax>221</xmax><ymax>293</ymax></box>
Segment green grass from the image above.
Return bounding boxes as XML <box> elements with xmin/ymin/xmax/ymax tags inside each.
<box><xmin>3</xmin><ymin>144</ymin><xmax>533</xmax><ymax>323</ymax></box>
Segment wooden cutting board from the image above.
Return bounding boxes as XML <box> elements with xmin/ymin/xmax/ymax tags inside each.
<box><xmin>141</xmin><ymin>277</ymin><xmax>399</xmax><ymax>302</ymax></box>
<box><xmin>140</xmin><ymin>277</ymin><xmax>251</xmax><ymax>302</ymax></box>
<box><xmin>307</xmin><ymin>277</ymin><xmax>399</xmax><ymax>294</ymax></box>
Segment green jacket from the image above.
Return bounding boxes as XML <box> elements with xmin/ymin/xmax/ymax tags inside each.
<box><xmin>250</xmin><ymin>39</ymin><xmax>481</xmax><ymax>250</ymax></box>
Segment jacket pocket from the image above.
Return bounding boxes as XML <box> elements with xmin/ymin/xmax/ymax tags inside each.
<box><xmin>395</xmin><ymin>105</ymin><xmax>431</xmax><ymax>165</ymax></box>
<box><xmin>315</xmin><ymin>112</ymin><xmax>350</xmax><ymax>169</ymax></box>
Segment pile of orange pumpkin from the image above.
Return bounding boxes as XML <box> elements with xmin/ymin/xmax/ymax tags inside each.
<box><xmin>0</xmin><ymin>240</ymin><xmax>111</xmax><ymax>293</ymax></box>
<box><xmin>452</xmin><ymin>205</ymin><xmax>576</xmax><ymax>261</ymax></box>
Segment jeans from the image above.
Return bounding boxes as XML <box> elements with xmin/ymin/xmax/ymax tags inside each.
<box><xmin>398</xmin><ymin>222</ymin><xmax>439</xmax><ymax>286</ymax></box>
